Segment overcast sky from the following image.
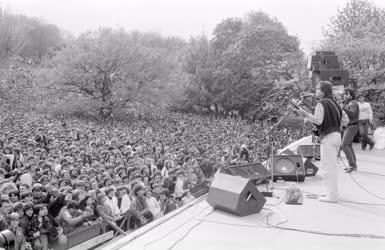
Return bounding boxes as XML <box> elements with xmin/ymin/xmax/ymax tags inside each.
<box><xmin>2</xmin><ymin>0</ymin><xmax>385</xmax><ymax>54</ymax></box>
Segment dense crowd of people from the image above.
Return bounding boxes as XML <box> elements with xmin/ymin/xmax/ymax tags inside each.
<box><xmin>0</xmin><ymin>106</ymin><xmax>305</xmax><ymax>250</ymax></box>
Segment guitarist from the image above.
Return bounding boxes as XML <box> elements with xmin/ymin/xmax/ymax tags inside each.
<box><xmin>341</xmin><ymin>88</ymin><xmax>359</xmax><ymax>173</ymax></box>
<box><xmin>296</xmin><ymin>81</ymin><xmax>349</xmax><ymax>203</ymax></box>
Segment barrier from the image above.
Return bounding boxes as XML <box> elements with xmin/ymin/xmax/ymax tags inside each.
<box><xmin>68</xmin><ymin>231</ymin><xmax>113</xmax><ymax>250</ymax></box>
<box><xmin>191</xmin><ymin>182</ymin><xmax>209</xmax><ymax>198</ymax></box>
<box><xmin>65</xmin><ymin>221</ymin><xmax>107</xmax><ymax>249</ymax></box>
<box><xmin>61</xmin><ymin>184</ymin><xmax>210</xmax><ymax>250</ymax></box>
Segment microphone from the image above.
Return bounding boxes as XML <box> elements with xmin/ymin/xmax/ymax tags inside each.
<box><xmin>301</xmin><ymin>92</ymin><xmax>315</xmax><ymax>99</ymax></box>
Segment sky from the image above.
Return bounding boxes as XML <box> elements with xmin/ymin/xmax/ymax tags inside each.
<box><xmin>2</xmin><ymin>0</ymin><xmax>385</xmax><ymax>54</ymax></box>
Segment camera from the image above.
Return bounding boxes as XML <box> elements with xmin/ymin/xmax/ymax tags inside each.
<box><xmin>0</xmin><ymin>230</ymin><xmax>15</xmax><ymax>249</ymax></box>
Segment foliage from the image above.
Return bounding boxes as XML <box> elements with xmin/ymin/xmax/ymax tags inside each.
<box><xmin>324</xmin><ymin>0</ymin><xmax>385</xmax><ymax>38</ymax></box>
<box><xmin>182</xmin><ymin>11</ymin><xmax>306</xmax><ymax>119</ymax></box>
<box><xmin>0</xmin><ymin>9</ymin><xmax>29</xmax><ymax>56</ymax></box>
<box><xmin>35</xmin><ymin>28</ymin><xmax>185</xmax><ymax>119</ymax></box>
<box><xmin>0</xmin><ymin>8</ymin><xmax>62</xmax><ymax>60</ymax></box>
<box><xmin>321</xmin><ymin>0</ymin><xmax>385</xmax><ymax>123</ymax></box>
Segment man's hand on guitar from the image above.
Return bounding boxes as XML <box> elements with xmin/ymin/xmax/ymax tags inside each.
<box><xmin>295</xmin><ymin>107</ymin><xmax>309</xmax><ymax>118</ymax></box>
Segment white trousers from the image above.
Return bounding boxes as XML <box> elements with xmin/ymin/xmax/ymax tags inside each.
<box><xmin>320</xmin><ymin>132</ymin><xmax>341</xmax><ymax>200</ymax></box>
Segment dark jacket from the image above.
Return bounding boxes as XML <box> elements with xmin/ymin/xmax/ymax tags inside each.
<box><xmin>317</xmin><ymin>98</ymin><xmax>342</xmax><ymax>138</ymax></box>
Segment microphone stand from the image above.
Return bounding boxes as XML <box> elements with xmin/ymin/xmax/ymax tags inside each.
<box><xmin>262</xmin><ymin>102</ymin><xmax>301</xmax><ymax>191</ymax></box>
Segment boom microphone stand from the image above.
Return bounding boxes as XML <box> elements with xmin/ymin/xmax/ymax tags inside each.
<box><xmin>263</xmin><ymin>102</ymin><xmax>301</xmax><ymax>191</ymax></box>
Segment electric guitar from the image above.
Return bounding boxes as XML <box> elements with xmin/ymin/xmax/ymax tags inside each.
<box><xmin>289</xmin><ymin>99</ymin><xmax>320</xmax><ymax>137</ymax></box>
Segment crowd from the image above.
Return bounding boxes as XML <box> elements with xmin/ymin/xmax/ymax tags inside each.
<box><xmin>0</xmin><ymin>107</ymin><xmax>305</xmax><ymax>250</ymax></box>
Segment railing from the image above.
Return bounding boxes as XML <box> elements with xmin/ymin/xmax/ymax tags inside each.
<box><xmin>60</xmin><ymin>183</ymin><xmax>210</xmax><ymax>250</ymax></box>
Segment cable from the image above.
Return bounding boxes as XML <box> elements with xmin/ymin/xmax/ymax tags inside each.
<box><xmin>195</xmin><ymin>218</ymin><xmax>270</xmax><ymax>229</ymax></box>
<box><xmin>196</xmin><ymin>208</ymin><xmax>385</xmax><ymax>240</ymax></box>
<box><xmin>167</xmin><ymin>220</ymin><xmax>203</xmax><ymax>250</ymax></box>
<box><xmin>339</xmin><ymin>199</ymin><xmax>385</xmax><ymax>206</ymax></box>
<box><xmin>167</xmin><ymin>209</ymin><xmax>215</xmax><ymax>250</ymax></box>
<box><xmin>348</xmin><ymin>173</ymin><xmax>385</xmax><ymax>200</ymax></box>
<box><xmin>356</xmin><ymin>170</ymin><xmax>385</xmax><ymax>178</ymax></box>
<box><xmin>339</xmin><ymin>157</ymin><xmax>385</xmax><ymax>200</ymax></box>
<box><xmin>265</xmin><ymin>191</ymin><xmax>287</xmax><ymax>206</ymax></box>
<box><xmin>142</xmin><ymin>205</ymin><xmax>212</xmax><ymax>250</ymax></box>
<box><xmin>273</xmin><ymin>186</ymin><xmax>385</xmax><ymax>206</ymax></box>
<box><xmin>264</xmin><ymin>209</ymin><xmax>385</xmax><ymax>239</ymax></box>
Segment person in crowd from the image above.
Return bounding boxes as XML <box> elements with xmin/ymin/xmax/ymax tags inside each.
<box><xmin>159</xmin><ymin>189</ymin><xmax>179</xmax><ymax>215</ymax></box>
<box><xmin>48</xmin><ymin>218</ymin><xmax>67</xmax><ymax>250</ymax></box>
<box><xmin>33</xmin><ymin>204</ymin><xmax>51</xmax><ymax>250</ymax></box>
<box><xmin>7</xmin><ymin>212</ymin><xmax>30</xmax><ymax>250</ymax></box>
<box><xmin>174</xmin><ymin>171</ymin><xmax>187</xmax><ymax>199</ymax></box>
<box><xmin>181</xmin><ymin>190</ymin><xmax>195</xmax><ymax>205</ymax></box>
<box><xmin>296</xmin><ymin>81</ymin><xmax>349</xmax><ymax>203</ymax></box>
<box><xmin>116</xmin><ymin>186</ymin><xmax>131</xmax><ymax>215</ymax></box>
<box><xmin>357</xmin><ymin>93</ymin><xmax>375</xmax><ymax>150</ymax></box>
<box><xmin>96</xmin><ymin>193</ymin><xmax>115</xmax><ymax>222</ymax></box>
<box><xmin>129</xmin><ymin>184</ymin><xmax>153</xmax><ymax>227</ymax></box>
<box><xmin>58</xmin><ymin>201</ymin><xmax>90</xmax><ymax>234</ymax></box>
<box><xmin>24</xmin><ymin>202</ymin><xmax>41</xmax><ymax>250</ymax></box>
<box><xmin>0</xmin><ymin>198</ymin><xmax>12</xmax><ymax>231</ymax></box>
<box><xmin>144</xmin><ymin>188</ymin><xmax>161</xmax><ymax>219</ymax></box>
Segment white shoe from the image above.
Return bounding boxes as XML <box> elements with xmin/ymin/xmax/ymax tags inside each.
<box><xmin>318</xmin><ymin>197</ymin><xmax>338</xmax><ymax>203</ymax></box>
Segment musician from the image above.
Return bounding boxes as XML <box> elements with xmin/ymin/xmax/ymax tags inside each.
<box><xmin>341</xmin><ymin>88</ymin><xmax>359</xmax><ymax>173</ymax></box>
<box><xmin>296</xmin><ymin>81</ymin><xmax>348</xmax><ymax>203</ymax></box>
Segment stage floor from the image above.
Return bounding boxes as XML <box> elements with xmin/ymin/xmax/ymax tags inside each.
<box><xmin>105</xmin><ymin>141</ymin><xmax>385</xmax><ymax>250</ymax></box>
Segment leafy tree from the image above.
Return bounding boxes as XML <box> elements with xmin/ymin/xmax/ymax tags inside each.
<box><xmin>35</xmin><ymin>28</ymin><xmax>184</xmax><ymax>119</ymax></box>
<box><xmin>0</xmin><ymin>9</ymin><xmax>29</xmax><ymax>56</ymax></box>
<box><xmin>181</xmin><ymin>12</ymin><xmax>305</xmax><ymax>119</ymax></box>
<box><xmin>211</xmin><ymin>11</ymin><xmax>304</xmax><ymax>118</ymax></box>
<box><xmin>21</xmin><ymin>18</ymin><xmax>62</xmax><ymax>59</ymax></box>
<box><xmin>0</xmin><ymin>9</ymin><xmax>62</xmax><ymax>60</ymax></box>
<box><xmin>324</xmin><ymin>0</ymin><xmax>385</xmax><ymax>38</ymax></box>
<box><xmin>321</xmin><ymin>0</ymin><xmax>385</xmax><ymax>122</ymax></box>
<box><xmin>182</xmin><ymin>34</ymin><xmax>215</xmax><ymax>110</ymax></box>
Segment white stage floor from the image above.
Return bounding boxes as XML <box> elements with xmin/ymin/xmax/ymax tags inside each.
<box><xmin>105</xmin><ymin>141</ymin><xmax>385</xmax><ymax>250</ymax></box>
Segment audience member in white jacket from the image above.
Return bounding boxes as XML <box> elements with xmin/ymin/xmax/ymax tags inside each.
<box><xmin>117</xmin><ymin>186</ymin><xmax>131</xmax><ymax>215</ymax></box>
<box><xmin>145</xmin><ymin>189</ymin><xmax>161</xmax><ymax>219</ymax></box>
<box><xmin>105</xmin><ymin>187</ymin><xmax>121</xmax><ymax>218</ymax></box>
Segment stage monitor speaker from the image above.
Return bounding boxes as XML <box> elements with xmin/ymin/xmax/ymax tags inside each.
<box><xmin>272</xmin><ymin>155</ymin><xmax>305</xmax><ymax>182</ymax></box>
<box><xmin>219</xmin><ymin>163</ymin><xmax>271</xmax><ymax>184</ymax></box>
<box><xmin>304</xmin><ymin>159</ymin><xmax>319</xmax><ymax>177</ymax></box>
<box><xmin>207</xmin><ymin>174</ymin><xmax>266</xmax><ymax>216</ymax></box>
<box><xmin>297</xmin><ymin>144</ymin><xmax>320</xmax><ymax>160</ymax></box>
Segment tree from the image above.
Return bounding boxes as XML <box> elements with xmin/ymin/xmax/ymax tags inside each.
<box><xmin>324</xmin><ymin>0</ymin><xmax>385</xmax><ymax>38</ymax></box>
<box><xmin>21</xmin><ymin>18</ymin><xmax>62</xmax><ymax>59</ymax></box>
<box><xmin>35</xmin><ymin>28</ymin><xmax>184</xmax><ymax>119</ymax></box>
<box><xmin>211</xmin><ymin>11</ymin><xmax>304</xmax><ymax>118</ymax></box>
<box><xmin>0</xmin><ymin>9</ymin><xmax>29</xmax><ymax>56</ymax></box>
<box><xmin>321</xmin><ymin>0</ymin><xmax>385</xmax><ymax>122</ymax></box>
<box><xmin>182</xmin><ymin>34</ymin><xmax>215</xmax><ymax>111</ymax></box>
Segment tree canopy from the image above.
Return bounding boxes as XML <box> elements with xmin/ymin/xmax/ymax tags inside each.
<box><xmin>34</xmin><ymin>28</ymin><xmax>185</xmax><ymax>119</ymax></box>
<box><xmin>182</xmin><ymin>11</ymin><xmax>306</xmax><ymax>119</ymax></box>
<box><xmin>321</xmin><ymin>0</ymin><xmax>385</xmax><ymax>122</ymax></box>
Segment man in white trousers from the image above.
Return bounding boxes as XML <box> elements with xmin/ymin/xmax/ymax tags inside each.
<box><xmin>296</xmin><ymin>81</ymin><xmax>348</xmax><ymax>203</ymax></box>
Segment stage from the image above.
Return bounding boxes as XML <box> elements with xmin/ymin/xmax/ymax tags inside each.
<box><xmin>104</xmin><ymin>137</ymin><xmax>385</xmax><ymax>250</ymax></box>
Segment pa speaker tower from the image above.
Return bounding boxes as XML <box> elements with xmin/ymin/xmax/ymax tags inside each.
<box><xmin>207</xmin><ymin>174</ymin><xmax>266</xmax><ymax>216</ymax></box>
